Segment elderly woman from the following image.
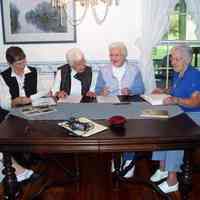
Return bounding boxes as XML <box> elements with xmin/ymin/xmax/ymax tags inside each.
<box><xmin>150</xmin><ymin>45</ymin><xmax>200</xmax><ymax>193</ymax></box>
<box><xmin>95</xmin><ymin>42</ymin><xmax>145</xmax><ymax>178</ymax></box>
<box><xmin>95</xmin><ymin>42</ymin><xmax>144</xmax><ymax>96</ymax></box>
<box><xmin>51</xmin><ymin>48</ymin><xmax>95</xmax><ymax>98</ymax></box>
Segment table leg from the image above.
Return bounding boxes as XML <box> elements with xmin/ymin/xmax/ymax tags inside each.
<box><xmin>2</xmin><ymin>152</ymin><xmax>19</xmax><ymax>200</ymax></box>
<box><xmin>180</xmin><ymin>150</ymin><xmax>193</xmax><ymax>200</ymax></box>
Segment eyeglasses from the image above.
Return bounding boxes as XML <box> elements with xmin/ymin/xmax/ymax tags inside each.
<box><xmin>13</xmin><ymin>59</ymin><xmax>27</xmax><ymax>67</ymax></box>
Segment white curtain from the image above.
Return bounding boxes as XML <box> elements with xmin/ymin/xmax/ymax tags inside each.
<box><xmin>185</xmin><ymin>0</ymin><xmax>200</xmax><ymax>40</ymax></box>
<box><xmin>135</xmin><ymin>0</ymin><xmax>178</xmax><ymax>93</ymax></box>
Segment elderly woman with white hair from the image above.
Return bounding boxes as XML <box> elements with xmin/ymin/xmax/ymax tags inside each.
<box><xmin>51</xmin><ymin>48</ymin><xmax>95</xmax><ymax>98</ymax></box>
<box><xmin>95</xmin><ymin>42</ymin><xmax>145</xmax><ymax>178</ymax></box>
<box><xmin>95</xmin><ymin>42</ymin><xmax>144</xmax><ymax>96</ymax></box>
<box><xmin>151</xmin><ymin>45</ymin><xmax>200</xmax><ymax>194</ymax></box>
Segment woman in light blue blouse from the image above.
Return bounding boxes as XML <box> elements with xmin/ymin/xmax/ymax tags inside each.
<box><xmin>95</xmin><ymin>42</ymin><xmax>145</xmax><ymax>178</ymax></box>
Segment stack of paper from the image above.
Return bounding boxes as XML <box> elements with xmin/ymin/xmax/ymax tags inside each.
<box><xmin>140</xmin><ymin>109</ymin><xmax>169</xmax><ymax>119</ymax></box>
<box><xmin>32</xmin><ymin>97</ymin><xmax>56</xmax><ymax>107</ymax></box>
<box><xmin>97</xmin><ymin>96</ymin><xmax>120</xmax><ymax>103</ymax></box>
<box><xmin>57</xmin><ymin>96</ymin><xmax>82</xmax><ymax>103</ymax></box>
<box><xmin>141</xmin><ymin>94</ymin><xmax>171</xmax><ymax>105</ymax></box>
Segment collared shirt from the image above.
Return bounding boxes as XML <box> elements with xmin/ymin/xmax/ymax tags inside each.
<box><xmin>112</xmin><ymin>63</ymin><xmax>126</xmax><ymax>94</ymax></box>
<box><xmin>0</xmin><ymin>66</ymin><xmax>48</xmax><ymax>110</ymax></box>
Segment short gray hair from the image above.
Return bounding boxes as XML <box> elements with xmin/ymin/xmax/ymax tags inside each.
<box><xmin>66</xmin><ymin>48</ymin><xmax>85</xmax><ymax>67</ymax></box>
<box><xmin>109</xmin><ymin>42</ymin><xmax>128</xmax><ymax>58</ymax></box>
<box><xmin>171</xmin><ymin>44</ymin><xmax>193</xmax><ymax>65</ymax></box>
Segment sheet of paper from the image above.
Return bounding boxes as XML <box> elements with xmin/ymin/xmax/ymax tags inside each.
<box><xmin>140</xmin><ymin>109</ymin><xmax>169</xmax><ymax>119</ymax></box>
<box><xmin>140</xmin><ymin>94</ymin><xmax>171</xmax><ymax>105</ymax></box>
<box><xmin>32</xmin><ymin>97</ymin><xmax>56</xmax><ymax>107</ymax></box>
<box><xmin>30</xmin><ymin>91</ymin><xmax>49</xmax><ymax>101</ymax></box>
<box><xmin>22</xmin><ymin>106</ymin><xmax>56</xmax><ymax>117</ymax></box>
<box><xmin>97</xmin><ymin>96</ymin><xmax>120</xmax><ymax>103</ymax></box>
<box><xmin>57</xmin><ymin>96</ymin><xmax>82</xmax><ymax>103</ymax></box>
<box><xmin>58</xmin><ymin>117</ymin><xmax>108</xmax><ymax>137</ymax></box>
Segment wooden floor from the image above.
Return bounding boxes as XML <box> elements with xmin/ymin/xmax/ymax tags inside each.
<box><xmin>1</xmin><ymin>151</ymin><xmax>200</xmax><ymax>200</ymax></box>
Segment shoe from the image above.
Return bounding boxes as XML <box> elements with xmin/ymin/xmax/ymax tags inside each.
<box><xmin>123</xmin><ymin>160</ymin><xmax>135</xmax><ymax>178</ymax></box>
<box><xmin>20</xmin><ymin>172</ymin><xmax>42</xmax><ymax>185</ymax></box>
<box><xmin>150</xmin><ymin>169</ymin><xmax>168</xmax><ymax>182</ymax></box>
<box><xmin>158</xmin><ymin>181</ymin><xmax>179</xmax><ymax>193</ymax></box>
<box><xmin>17</xmin><ymin>169</ymin><xmax>34</xmax><ymax>182</ymax></box>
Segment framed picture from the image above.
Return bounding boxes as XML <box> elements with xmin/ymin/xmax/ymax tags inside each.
<box><xmin>0</xmin><ymin>0</ymin><xmax>76</xmax><ymax>44</ymax></box>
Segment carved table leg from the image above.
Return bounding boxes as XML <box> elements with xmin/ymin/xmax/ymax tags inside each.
<box><xmin>180</xmin><ymin>150</ymin><xmax>193</xmax><ymax>200</ymax></box>
<box><xmin>2</xmin><ymin>152</ymin><xmax>19</xmax><ymax>200</ymax></box>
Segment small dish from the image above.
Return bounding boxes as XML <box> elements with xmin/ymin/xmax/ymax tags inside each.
<box><xmin>108</xmin><ymin>115</ymin><xmax>127</xmax><ymax>128</ymax></box>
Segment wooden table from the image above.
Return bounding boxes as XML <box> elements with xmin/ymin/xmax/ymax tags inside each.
<box><xmin>0</xmin><ymin>103</ymin><xmax>200</xmax><ymax>200</ymax></box>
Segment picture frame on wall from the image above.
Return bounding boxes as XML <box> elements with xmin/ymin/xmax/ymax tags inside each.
<box><xmin>0</xmin><ymin>0</ymin><xmax>76</xmax><ymax>44</ymax></box>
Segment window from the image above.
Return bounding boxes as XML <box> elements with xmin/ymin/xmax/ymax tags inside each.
<box><xmin>153</xmin><ymin>0</ymin><xmax>200</xmax><ymax>88</ymax></box>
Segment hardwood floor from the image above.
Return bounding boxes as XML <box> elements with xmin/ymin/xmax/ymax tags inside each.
<box><xmin>1</xmin><ymin>152</ymin><xmax>200</xmax><ymax>200</ymax></box>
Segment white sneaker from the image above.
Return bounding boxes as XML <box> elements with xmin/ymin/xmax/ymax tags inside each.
<box><xmin>17</xmin><ymin>169</ymin><xmax>34</xmax><ymax>182</ymax></box>
<box><xmin>158</xmin><ymin>181</ymin><xmax>179</xmax><ymax>193</ymax></box>
<box><xmin>150</xmin><ymin>169</ymin><xmax>168</xmax><ymax>182</ymax></box>
<box><xmin>123</xmin><ymin>160</ymin><xmax>135</xmax><ymax>178</ymax></box>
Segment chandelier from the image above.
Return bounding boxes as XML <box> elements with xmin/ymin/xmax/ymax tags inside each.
<box><xmin>51</xmin><ymin>0</ymin><xmax>119</xmax><ymax>25</ymax></box>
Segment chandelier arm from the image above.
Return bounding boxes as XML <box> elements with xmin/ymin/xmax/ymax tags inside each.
<box><xmin>63</xmin><ymin>3</ymin><xmax>88</xmax><ymax>26</ymax></box>
<box><xmin>92</xmin><ymin>2</ymin><xmax>110</xmax><ymax>25</ymax></box>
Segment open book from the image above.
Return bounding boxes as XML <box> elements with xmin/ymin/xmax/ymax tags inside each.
<box><xmin>140</xmin><ymin>109</ymin><xmax>169</xmax><ymax>119</ymax></box>
<box><xmin>58</xmin><ymin>117</ymin><xmax>108</xmax><ymax>137</ymax></box>
<box><xmin>141</xmin><ymin>94</ymin><xmax>171</xmax><ymax>105</ymax></box>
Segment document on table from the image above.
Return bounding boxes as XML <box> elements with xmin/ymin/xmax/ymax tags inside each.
<box><xmin>57</xmin><ymin>96</ymin><xmax>82</xmax><ymax>103</ymax></box>
<box><xmin>140</xmin><ymin>109</ymin><xmax>169</xmax><ymax>119</ymax></box>
<box><xmin>58</xmin><ymin>117</ymin><xmax>108</xmax><ymax>137</ymax></box>
<box><xmin>140</xmin><ymin>94</ymin><xmax>171</xmax><ymax>105</ymax></box>
<box><xmin>32</xmin><ymin>97</ymin><xmax>56</xmax><ymax>107</ymax></box>
<box><xmin>97</xmin><ymin>96</ymin><xmax>120</xmax><ymax>103</ymax></box>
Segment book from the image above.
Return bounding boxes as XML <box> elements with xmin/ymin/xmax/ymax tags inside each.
<box><xmin>141</xmin><ymin>94</ymin><xmax>171</xmax><ymax>105</ymax></box>
<box><xmin>57</xmin><ymin>95</ymin><xmax>82</xmax><ymax>103</ymax></box>
<box><xmin>32</xmin><ymin>97</ymin><xmax>56</xmax><ymax>107</ymax></box>
<box><xmin>97</xmin><ymin>96</ymin><xmax>120</xmax><ymax>103</ymax></box>
<box><xmin>58</xmin><ymin>117</ymin><xmax>108</xmax><ymax>137</ymax></box>
<box><xmin>140</xmin><ymin>109</ymin><xmax>169</xmax><ymax>119</ymax></box>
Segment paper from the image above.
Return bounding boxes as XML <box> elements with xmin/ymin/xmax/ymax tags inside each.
<box><xmin>30</xmin><ymin>91</ymin><xmax>49</xmax><ymax>101</ymax></box>
<box><xmin>32</xmin><ymin>97</ymin><xmax>56</xmax><ymax>107</ymax></box>
<box><xmin>58</xmin><ymin>117</ymin><xmax>108</xmax><ymax>137</ymax></box>
<box><xmin>141</xmin><ymin>94</ymin><xmax>171</xmax><ymax>105</ymax></box>
<box><xmin>140</xmin><ymin>109</ymin><xmax>169</xmax><ymax>119</ymax></box>
<box><xmin>22</xmin><ymin>106</ymin><xmax>56</xmax><ymax>117</ymax></box>
<box><xmin>97</xmin><ymin>96</ymin><xmax>120</xmax><ymax>103</ymax></box>
<box><xmin>57</xmin><ymin>96</ymin><xmax>82</xmax><ymax>103</ymax></box>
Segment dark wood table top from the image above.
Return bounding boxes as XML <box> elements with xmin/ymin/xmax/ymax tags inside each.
<box><xmin>0</xmin><ymin>112</ymin><xmax>200</xmax><ymax>153</ymax></box>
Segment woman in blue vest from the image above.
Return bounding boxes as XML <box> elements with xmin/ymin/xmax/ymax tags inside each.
<box><xmin>151</xmin><ymin>45</ymin><xmax>200</xmax><ymax>193</ymax></box>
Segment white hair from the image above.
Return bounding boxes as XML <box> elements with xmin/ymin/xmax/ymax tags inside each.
<box><xmin>66</xmin><ymin>48</ymin><xmax>85</xmax><ymax>67</ymax></box>
<box><xmin>171</xmin><ymin>44</ymin><xmax>193</xmax><ymax>65</ymax></box>
<box><xmin>109</xmin><ymin>42</ymin><xmax>128</xmax><ymax>58</ymax></box>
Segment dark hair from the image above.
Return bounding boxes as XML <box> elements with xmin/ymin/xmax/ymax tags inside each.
<box><xmin>6</xmin><ymin>46</ymin><xmax>26</xmax><ymax>64</ymax></box>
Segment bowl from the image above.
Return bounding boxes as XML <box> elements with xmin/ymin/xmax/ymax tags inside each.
<box><xmin>108</xmin><ymin>115</ymin><xmax>127</xmax><ymax>128</ymax></box>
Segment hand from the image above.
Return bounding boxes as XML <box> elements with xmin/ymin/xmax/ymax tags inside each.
<box><xmin>56</xmin><ymin>91</ymin><xmax>67</xmax><ymax>99</ymax></box>
<box><xmin>163</xmin><ymin>96</ymin><xmax>178</xmax><ymax>105</ymax></box>
<box><xmin>12</xmin><ymin>96</ymin><xmax>31</xmax><ymax>107</ymax></box>
<box><xmin>152</xmin><ymin>88</ymin><xmax>165</xmax><ymax>94</ymax></box>
<box><xmin>121</xmin><ymin>88</ymin><xmax>130</xmax><ymax>96</ymax></box>
<box><xmin>100</xmin><ymin>87</ymin><xmax>110</xmax><ymax>96</ymax></box>
<box><xmin>86</xmin><ymin>91</ymin><xmax>96</xmax><ymax>98</ymax></box>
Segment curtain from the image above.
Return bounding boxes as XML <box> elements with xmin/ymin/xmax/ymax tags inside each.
<box><xmin>185</xmin><ymin>0</ymin><xmax>200</xmax><ymax>40</ymax></box>
<box><xmin>135</xmin><ymin>0</ymin><xmax>178</xmax><ymax>93</ymax></box>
